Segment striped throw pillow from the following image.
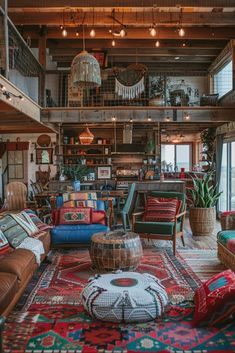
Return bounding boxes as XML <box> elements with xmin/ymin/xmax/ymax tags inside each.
<box><xmin>144</xmin><ymin>197</ymin><xmax>180</xmax><ymax>222</ymax></box>
<box><xmin>0</xmin><ymin>229</ymin><xmax>10</xmax><ymax>255</ymax></box>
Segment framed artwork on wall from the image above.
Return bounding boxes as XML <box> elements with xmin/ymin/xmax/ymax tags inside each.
<box><xmin>97</xmin><ymin>166</ymin><xmax>111</xmax><ymax>179</ymax></box>
<box><xmin>36</xmin><ymin>148</ymin><xmax>53</xmax><ymax>164</ymax></box>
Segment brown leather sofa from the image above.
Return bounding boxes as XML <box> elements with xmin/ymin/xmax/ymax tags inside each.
<box><xmin>0</xmin><ymin>230</ymin><xmax>50</xmax><ymax>318</ymax></box>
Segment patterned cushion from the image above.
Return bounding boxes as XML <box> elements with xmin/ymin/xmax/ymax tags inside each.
<box><xmin>13</xmin><ymin>211</ymin><xmax>39</xmax><ymax>235</ymax></box>
<box><xmin>143</xmin><ymin>197</ymin><xmax>181</xmax><ymax>222</ymax></box>
<box><xmin>0</xmin><ymin>215</ymin><xmax>29</xmax><ymax>248</ymax></box>
<box><xmin>63</xmin><ymin>200</ymin><xmax>99</xmax><ymax>209</ymax></box>
<box><xmin>81</xmin><ymin>272</ymin><xmax>168</xmax><ymax>323</ymax></box>
<box><xmin>58</xmin><ymin>207</ymin><xmax>91</xmax><ymax>225</ymax></box>
<box><xmin>217</xmin><ymin>231</ymin><xmax>235</xmax><ymax>254</ymax></box>
<box><xmin>193</xmin><ymin>269</ymin><xmax>235</xmax><ymax>326</ymax></box>
<box><xmin>69</xmin><ymin>192</ymin><xmax>97</xmax><ymax>201</ymax></box>
<box><xmin>0</xmin><ymin>229</ymin><xmax>10</xmax><ymax>255</ymax></box>
<box><xmin>24</xmin><ymin>209</ymin><xmax>51</xmax><ymax>232</ymax></box>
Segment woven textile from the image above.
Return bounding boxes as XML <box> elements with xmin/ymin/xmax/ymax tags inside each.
<box><xmin>17</xmin><ymin>237</ymin><xmax>44</xmax><ymax>265</ymax></box>
<box><xmin>82</xmin><ymin>271</ymin><xmax>168</xmax><ymax>323</ymax></box>
<box><xmin>4</xmin><ymin>249</ymin><xmax>235</xmax><ymax>352</ymax></box>
<box><xmin>144</xmin><ymin>197</ymin><xmax>180</xmax><ymax>222</ymax></box>
<box><xmin>193</xmin><ymin>269</ymin><xmax>235</xmax><ymax>326</ymax></box>
<box><xmin>57</xmin><ymin>207</ymin><xmax>91</xmax><ymax>225</ymax></box>
<box><xmin>14</xmin><ymin>211</ymin><xmax>39</xmax><ymax>235</ymax></box>
<box><xmin>217</xmin><ymin>230</ymin><xmax>235</xmax><ymax>254</ymax></box>
<box><xmin>0</xmin><ymin>215</ymin><xmax>28</xmax><ymax>248</ymax></box>
<box><xmin>24</xmin><ymin>209</ymin><xmax>51</xmax><ymax>231</ymax></box>
<box><xmin>0</xmin><ymin>229</ymin><xmax>10</xmax><ymax>255</ymax></box>
<box><xmin>63</xmin><ymin>200</ymin><xmax>99</xmax><ymax>209</ymax></box>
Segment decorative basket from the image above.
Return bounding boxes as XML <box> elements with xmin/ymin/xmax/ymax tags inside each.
<box><xmin>79</xmin><ymin>127</ymin><xmax>94</xmax><ymax>145</ymax></box>
<box><xmin>220</xmin><ymin>212</ymin><xmax>235</xmax><ymax>230</ymax></box>
<box><xmin>189</xmin><ymin>207</ymin><xmax>216</xmax><ymax>236</ymax></box>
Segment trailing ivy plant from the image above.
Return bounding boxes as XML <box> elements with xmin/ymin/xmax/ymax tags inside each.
<box><xmin>188</xmin><ymin>173</ymin><xmax>222</xmax><ymax>208</ymax></box>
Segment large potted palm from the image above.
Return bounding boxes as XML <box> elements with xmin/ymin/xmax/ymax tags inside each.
<box><xmin>188</xmin><ymin>173</ymin><xmax>222</xmax><ymax>236</ymax></box>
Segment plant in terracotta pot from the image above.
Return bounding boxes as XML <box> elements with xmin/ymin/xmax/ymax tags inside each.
<box><xmin>145</xmin><ymin>140</ymin><xmax>155</xmax><ymax>154</ymax></box>
<box><xmin>188</xmin><ymin>173</ymin><xmax>222</xmax><ymax>236</ymax></box>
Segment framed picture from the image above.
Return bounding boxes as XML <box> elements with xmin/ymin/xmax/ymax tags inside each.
<box><xmin>36</xmin><ymin>148</ymin><xmax>53</xmax><ymax>165</ymax></box>
<box><xmin>97</xmin><ymin>166</ymin><xmax>111</xmax><ymax>180</ymax></box>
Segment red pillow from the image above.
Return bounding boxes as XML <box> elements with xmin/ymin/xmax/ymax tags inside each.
<box><xmin>193</xmin><ymin>269</ymin><xmax>235</xmax><ymax>326</ymax></box>
<box><xmin>58</xmin><ymin>207</ymin><xmax>92</xmax><ymax>225</ymax></box>
<box><xmin>143</xmin><ymin>197</ymin><xmax>181</xmax><ymax>222</ymax></box>
<box><xmin>91</xmin><ymin>210</ymin><xmax>106</xmax><ymax>225</ymax></box>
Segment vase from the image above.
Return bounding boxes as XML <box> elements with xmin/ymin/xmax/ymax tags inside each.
<box><xmin>73</xmin><ymin>180</ymin><xmax>81</xmax><ymax>191</ymax></box>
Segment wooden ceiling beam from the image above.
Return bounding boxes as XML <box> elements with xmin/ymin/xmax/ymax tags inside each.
<box><xmin>45</xmin><ymin>39</ymin><xmax>227</xmax><ymax>50</ymax></box>
<box><xmin>8</xmin><ymin>0</ymin><xmax>235</xmax><ymax>9</ymax></box>
<box><xmin>9</xmin><ymin>12</ymin><xmax>235</xmax><ymax>27</ymax></box>
<box><xmin>49</xmin><ymin>47</ymin><xmax>220</xmax><ymax>57</ymax></box>
<box><xmin>20</xmin><ymin>27</ymin><xmax>235</xmax><ymax>40</ymax></box>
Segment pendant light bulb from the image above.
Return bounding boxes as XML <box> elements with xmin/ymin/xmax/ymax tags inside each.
<box><xmin>120</xmin><ymin>28</ymin><xmax>126</xmax><ymax>37</ymax></box>
<box><xmin>76</xmin><ymin>30</ymin><xmax>79</xmax><ymax>37</ymax></box>
<box><xmin>155</xmin><ymin>40</ymin><xmax>160</xmax><ymax>47</ymax></box>
<box><xmin>179</xmin><ymin>27</ymin><xmax>185</xmax><ymax>37</ymax></box>
<box><xmin>149</xmin><ymin>27</ymin><xmax>157</xmax><ymax>37</ymax></box>
<box><xmin>62</xmin><ymin>28</ymin><xmax>67</xmax><ymax>37</ymax></box>
<box><xmin>90</xmin><ymin>28</ymin><xmax>96</xmax><ymax>37</ymax></box>
<box><xmin>111</xmin><ymin>39</ymin><xmax>116</xmax><ymax>47</ymax></box>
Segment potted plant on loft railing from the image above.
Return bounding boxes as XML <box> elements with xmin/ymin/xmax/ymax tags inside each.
<box><xmin>62</xmin><ymin>160</ymin><xmax>90</xmax><ymax>191</ymax></box>
<box><xmin>188</xmin><ymin>172</ymin><xmax>222</xmax><ymax>236</ymax></box>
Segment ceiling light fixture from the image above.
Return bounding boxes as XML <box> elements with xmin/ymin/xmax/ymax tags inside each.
<box><xmin>155</xmin><ymin>40</ymin><xmax>160</xmax><ymax>47</ymax></box>
<box><xmin>76</xmin><ymin>29</ymin><xmax>79</xmax><ymax>37</ymax></box>
<box><xmin>165</xmin><ymin>115</ymin><xmax>170</xmax><ymax>122</ymax></box>
<box><xmin>111</xmin><ymin>116</ymin><xmax>116</xmax><ymax>121</ymax></box>
<box><xmin>90</xmin><ymin>8</ymin><xmax>96</xmax><ymax>37</ymax></box>
<box><xmin>62</xmin><ymin>28</ymin><xmax>68</xmax><ymax>37</ymax></box>
<box><xmin>111</xmin><ymin>39</ymin><xmax>116</xmax><ymax>47</ymax></box>
<box><xmin>148</xmin><ymin>117</ymin><xmax>152</xmax><ymax>122</ymax></box>
<box><xmin>110</xmin><ymin>9</ymin><xmax>127</xmax><ymax>37</ymax></box>
<box><xmin>149</xmin><ymin>26</ymin><xmax>157</xmax><ymax>37</ymax></box>
<box><xmin>184</xmin><ymin>112</ymin><xmax>190</xmax><ymax>120</ymax></box>
<box><xmin>178</xmin><ymin>8</ymin><xmax>185</xmax><ymax>37</ymax></box>
<box><xmin>120</xmin><ymin>28</ymin><xmax>126</xmax><ymax>37</ymax></box>
<box><xmin>0</xmin><ymin>84</ymin><xmax>24</xmax><ymax>101</ymax></box>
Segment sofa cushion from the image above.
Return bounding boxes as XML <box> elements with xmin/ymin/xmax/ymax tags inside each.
<box><xmin>69</xmin><ymin>192</ymin><xmax>97</xmax><ymax>201</ymax></box>
<box><xmin>0</xmin><ymin>229</ymin><xmax>10</xmax><ymax>255</ymax></box>
<box><xmin>0</xmin><ymin>272</ymin><xmax>18</xmax><ymax>314</ymax></box>
<box><xmin>217</xmin><ymin>230</ymin><xmax>235</xmax><ymax>254</ymax></box>
<box><xmin>134</xmin><ymin>221</ymin><xmax>181</xmax><ymax>235</ymax></box>
<box><xmin>0</xmin><ymin>248</ymin><xmax>36</xmax><ymax>282</ymax></box>
<box><xmin>0</xmin><ymin>215</ymin><xmax>29</xmax><ymax>248</ymax></box>
<box><xmin>63</xmin><ymin>199</ymin><xmax>105</xmax><ymax>211</ymax></box>
<box><xmin>51</xmin><ymin>224</ymin><xmax>109</xmax><ymax>244</ymax></box>
<box><xmin>57</xmin><ymin>207</ymin><xmax>92</xmax><ymax>225</ymax></box>
<box><xmin>143</xmin><ymin>197</ymin><xmax>180</xmax><ymax>222</ymax></box>
<box><xmin>92</xmin><ymin>210</ymin><xmax>106</xmax><ymax>225</ymax></box>
<box><xmin>193</xmin><ymin>269</ymin><xmax>235</xmax><ymax>326</ymax></box>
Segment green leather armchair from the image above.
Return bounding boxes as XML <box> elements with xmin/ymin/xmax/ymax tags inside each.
<box><xmin>132</xmin><ymin>191</ymin><xmax>186</xmax><ymax>255</ymax></box>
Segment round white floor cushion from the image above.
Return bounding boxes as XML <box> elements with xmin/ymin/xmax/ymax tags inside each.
<box><xmin>81</xmin><ymin>271</ymin><xmax>168</xmax><ymax>323</ymax></box>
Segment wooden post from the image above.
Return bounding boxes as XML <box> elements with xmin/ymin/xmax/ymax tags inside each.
<box><xmin>38</xmin><ymin>25</ymin><xmax>47</xmax><ymax>107</ymax></box>
<box><xmin>232</xmin><ymin>45</ymin><xmax>235</xmax><ymax>91</ymax></box>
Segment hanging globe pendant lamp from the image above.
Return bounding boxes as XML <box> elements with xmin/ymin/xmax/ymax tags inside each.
<box><xmin>71</xmin><ymin>26</ymin><xmax>101</xmax><ymax>88</ymax></box>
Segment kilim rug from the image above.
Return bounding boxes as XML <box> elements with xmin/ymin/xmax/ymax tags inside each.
<box><xmin>179</xmin><ymin>249</ymin><xmax>226</xmax><ymax>281</ymax></box>
<box><xmin>3</xmin><ymin>248</ymin><xmax>235</xmax><ymax>353</ymax></box>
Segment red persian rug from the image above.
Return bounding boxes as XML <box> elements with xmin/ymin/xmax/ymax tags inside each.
<box><xmin>3</xmin><ymin>248</ymin><xmax>235</xmax><ymax>353</ymax></box>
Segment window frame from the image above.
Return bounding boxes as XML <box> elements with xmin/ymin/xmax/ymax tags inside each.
<box><xmin>161</xmin><ymin>142</ymin><xmax>192</xmax><ymax>171</ymax></box>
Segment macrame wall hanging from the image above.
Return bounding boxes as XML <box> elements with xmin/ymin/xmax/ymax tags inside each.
<box><xmin>114</xmin><ymin>63</ymin><xmax>148</xmax><ymax>100</ymax></box>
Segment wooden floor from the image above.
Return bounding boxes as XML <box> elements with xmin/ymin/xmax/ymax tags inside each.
<box><xmin>141</xmin><ymin>215</ymin><xmax>221</xmax><ymax>251</ymax></box>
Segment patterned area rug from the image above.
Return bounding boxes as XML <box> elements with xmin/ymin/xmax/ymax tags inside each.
<box><xmin>3</xmin><ymin>248</ymin><xmax>235</xmax><ymax>353</ymax></box>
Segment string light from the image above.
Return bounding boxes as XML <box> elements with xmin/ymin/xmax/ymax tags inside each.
<box><xmin>148</xmin><ymin>117</ymin><xmax>152</xmax><ymax>122</ymax></box>
<box><xmin>184</xmin><ymin>112</ymin><xmax>190</xmax><ymax>120</ymax></box>
<box><xmin>0</xmin><ymin>84</ymin><xmax>24</xmax><ymax>101</ymax></box>
<box><xmin>90</xmin><ymin>28</ymin><xmax>96</xmax><ymax>37</ymax></box>
<box><xmin>179</xmin><ymin>27</ymin><xmax>185</xmax><ymax>37</ymax></box>
<box><xmin>76</xmin><ymin>29</ymin><xmax>79</xmax><ymax>37</ymax></box>
<box><xmin>111</xmin><ymin>116</ymin><xmax>116</xmax><ymax>121</ymax></box>
<box><xmin>155</xmin><ymin>40</ymin><xmax>160</xmax><ymax>47</ymax></box>
<box><xmin>111</xmin><ymin>39</ymin><xmax>116</xmax><ymax>47</ymax></box>
<box><xmin>165</xmin><ymin>115</ymin><xmax>170</xmax><ymax>122</ymax></box>
<box><xmin>120</xmin><ymin>28</ymin><xmax>126</xmax><ymax>37</ymax></box>
<box><xmin>149</xmin><ymin>27</ymin><xmax>157</xmax><ymax>37</ymax></box>
<box><xmin>62</xmin><ymin>28</ymin><xmax>68</xmax><ymax>37</ymax></box>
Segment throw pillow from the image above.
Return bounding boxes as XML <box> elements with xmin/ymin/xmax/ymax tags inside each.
<box><xmin>144</xmin><ymin>197</ymin><xmax>180</xmax><ymax>222</ymax></box>
<box><xmin>193</xmin><ymin>269</ymin><xmax>235</xmax><ymax>326</ymax></box>
<box><xmin>0</xmin><ymin>215</ymin><xmax>29</xmax><ymax>248</ymax></box>
<box><xmin>58</xmin><ymin>207</ymin><xmax>91</xmax><ymax>225</ymax></box>
<box><xmin>0</xmin><ymin>229</ymin><xmax>10</xmax><ymax>255</ymax></box>
<box><xmin>69</xmin><ymin>192</ymin><xmax>97</xmax><ymax>201</ymax></box>
<box><xmin>92</xmin><ymin>210</ymin><xmax>106</xmax><ymax>225</ymax></box>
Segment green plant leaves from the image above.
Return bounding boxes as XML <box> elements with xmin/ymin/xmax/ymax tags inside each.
<box><xmin>187</xmin><ymin>172</ymin><xmax>222</xmax><ymax>208</ymax></box>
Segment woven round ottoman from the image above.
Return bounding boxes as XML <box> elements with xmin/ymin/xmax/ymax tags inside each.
<box><xmin>81</xmin><ymin>271</ymin><xmax>168</xmax><ymax>323</ymax></box>
<box><xmin>89</xmin><ymin>231</ymin><xmax>143</xmax><ymax>271</ymax></box>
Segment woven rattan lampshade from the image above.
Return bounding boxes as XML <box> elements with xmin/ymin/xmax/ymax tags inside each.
<box><xmin>79</xmin><ymin>127</ymin><xmax>94</xmax><ymax>145</ymax></box>
<box><xmin>71</xmin><ymin>50</ymin><xmax>101</xmax><ymax>88</ymax></box>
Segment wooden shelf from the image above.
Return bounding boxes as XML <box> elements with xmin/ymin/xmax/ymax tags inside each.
<box><xmin>63</xmin><ymin>144</ymin><xmax>111</xmax><ymax>147</ymax></box>
<box><xmin>64</xmin><ymin>163</ymin><xmax>112</xmax><ymax>167</ymax></box>
<box><xmin>63</xmin><ymin>154</ymin><xmax>111</xmax><ymax>157</ymax></box>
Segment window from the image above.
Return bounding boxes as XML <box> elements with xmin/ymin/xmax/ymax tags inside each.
<box><xmin>214</xmin><ymin>60</ymin><xmax>232</xmax><ymax>98</ymax></box>
<box><xmin>161</xmin><ymin>144</ymin><xmax>191</xmax><ymax>171</ymax></box>
<box><xmin>219</xmin><ymin>141</ymin><xmax>235</xmax><ymax>212</ymax></box>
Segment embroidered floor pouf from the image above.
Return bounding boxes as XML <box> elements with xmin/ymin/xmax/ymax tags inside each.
<box><xmin>81</xmin><ymin>271</ymin><xmax>168</xmax><ymax>323</ymax></box>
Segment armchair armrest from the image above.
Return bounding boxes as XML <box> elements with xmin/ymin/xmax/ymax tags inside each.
<box><xmin>175</xmin><ymin>210</ymin><xmax>186</xmax><ymax>219</ymax></box>
<box><xmin>132</xmin><ymin>211</ymin><xmax>144</xmax><ymax>228</ymax></box>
